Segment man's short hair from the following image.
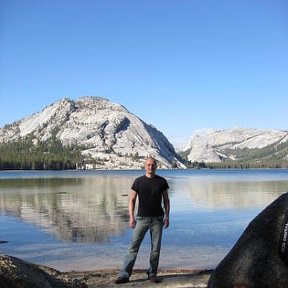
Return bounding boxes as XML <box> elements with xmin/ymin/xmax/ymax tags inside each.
<box><xmin>145</xmin><ymin>157</ymin><xmax>157</xmax><ymax>166</ymax></box>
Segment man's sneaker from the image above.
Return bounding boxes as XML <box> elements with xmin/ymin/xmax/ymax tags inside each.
<box><xmin>148</xmin><ymin>275</ymin><xmax>161</xmax><ymax>283</ymax></box>
<box><xmin>114</xmin><ymin>277</ymin><xmax>129</xmax><ymax>284</ymax></box>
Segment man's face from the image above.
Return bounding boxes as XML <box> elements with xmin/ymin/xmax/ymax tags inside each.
<box><xmin>145</xmin><ymin>159</ymin><xmax>157</xmax><ymax>176</ymax></box>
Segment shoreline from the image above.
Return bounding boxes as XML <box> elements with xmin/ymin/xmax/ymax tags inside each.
<box><xmin>65</xmin><ymin>268</ymin><xmax>213</xmax><ymax>287</ymax></box>
<box><xmin>0</xmin><ymin>254</ymin><xmax>212</xmax><ymax>288</ymax></box>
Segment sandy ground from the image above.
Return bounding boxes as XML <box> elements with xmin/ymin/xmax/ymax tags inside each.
<box><xmin>68</xmin><ymin>269</ymin><xmax>212</xmax><ymax>288</ymax></box>
<box><xmin>0</xmin><ymin>254</ymin><xmax>212</xmax><ymax>288</ymax></box>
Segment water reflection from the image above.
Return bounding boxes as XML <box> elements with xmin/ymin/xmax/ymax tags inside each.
<box><xmin>179</xmin><ymin>178</ymin><xmax>288</xmax><ymax>209</ymax></box>
<box><xmin>0</xmin><ymin>177</ymin><xmax>132</xmax><ymax>243</ymax></box>
<box><xmin>0</xmin><ymin>171</ymin><xmax>288</xmax><ymax>245</ymax></box>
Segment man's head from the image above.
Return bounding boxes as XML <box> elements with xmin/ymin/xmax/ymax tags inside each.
<box><xmin>145</xmin><ymin>157</ymin><xmax>157</xmax><ymax>177</ymax></box>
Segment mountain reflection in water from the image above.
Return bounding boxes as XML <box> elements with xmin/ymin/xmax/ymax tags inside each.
<box><xmin>0</xmin><ymin>176</ymin><xmax>131</xmax><ymax>243</ymax></box>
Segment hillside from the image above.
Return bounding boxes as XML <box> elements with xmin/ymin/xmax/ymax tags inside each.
<box><xmin>0</xmin><ymin>97</ymin><xmax>184</xmax><ymax>169</ymax></box>
<box><xmin>182</xmin><ymin>127</ymin><xmax>288</xmax><ymax>167</ymax></box>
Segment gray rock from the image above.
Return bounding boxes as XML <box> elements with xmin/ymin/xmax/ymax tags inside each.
<box><xmin>0</xmin><ymin>254</ymin><xmax>86</xmax><ymax>288</ymax></box>
<box><xmin>208</xmin><ymin>192</ymin><xmax>288</xmax><ymax>288</ymax></box>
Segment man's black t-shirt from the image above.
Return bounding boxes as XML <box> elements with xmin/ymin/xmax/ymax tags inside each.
<box><xmin>131</xmin><ymin>175</ymin><xmax>169</xmax><ymax>217</ymax></box>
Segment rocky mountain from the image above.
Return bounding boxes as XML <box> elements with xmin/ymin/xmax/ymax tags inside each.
<box><xmin>0</xmin><ymin>97</ymin><xmax>184</xmax><ymax>169</ymax></box>
<box><xmin>184</xmin><ymin>127</ymin><xmax>288</xmax><ymax>163</ymax></box>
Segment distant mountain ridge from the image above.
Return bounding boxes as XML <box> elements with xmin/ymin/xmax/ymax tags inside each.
<box><xmin>184</xmin><ymin>127</ymin><xmax>288</xmax><ymax>165</ymax></box>
<box><xmin>0</xmin><ymin>96</ymin><xmax>184</xmax><ymax>169</ymax></box>
<box><xmin>1</xmin><ymin>97</ymin><xmax>287</xmax><ymax>169</ymax></box>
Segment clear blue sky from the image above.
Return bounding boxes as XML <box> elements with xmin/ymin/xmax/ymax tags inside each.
<box><xmin>1</xmin><ymin>0</ymin><xmax>287</xmax><ymax>144</ymax></box>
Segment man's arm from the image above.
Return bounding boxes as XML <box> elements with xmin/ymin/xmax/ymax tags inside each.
<box><xmin>129</xmin><ymin>190</ymin><xmax>137</xmax><ymax>229</ymax></box>
<box><xmin>163</xmin><ymin>189</ymin><xmax>170</xmax><ymax>229</ymax></box>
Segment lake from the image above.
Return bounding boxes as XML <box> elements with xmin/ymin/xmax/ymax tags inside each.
<box><xmin>0</xmin><ymin>169</ymin><xmax>288</xmax><ymax>272</ymax></box>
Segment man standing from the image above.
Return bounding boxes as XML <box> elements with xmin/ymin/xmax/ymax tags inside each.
<box><xmin>115</xmin><ymin>157</ymin><xmax>170</xmax><ymax>284</ymax></box>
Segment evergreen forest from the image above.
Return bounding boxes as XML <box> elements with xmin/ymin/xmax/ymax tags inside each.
<box><xmin>0</xmin><ymin>136</ymin><xmax>84</xmax><ymax>170</ymax></box>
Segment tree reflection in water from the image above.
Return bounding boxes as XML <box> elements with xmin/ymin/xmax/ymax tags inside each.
<box><xmin>0</xmin><ymin>176</ymin><xmax>132</xmax><ymax>243</ymax></box>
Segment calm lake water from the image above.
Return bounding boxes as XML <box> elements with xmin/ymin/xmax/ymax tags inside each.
<box><xmin>0</xmin><ymin>169</ymin><xmax>288</xmax><ymax>272</ymax></box>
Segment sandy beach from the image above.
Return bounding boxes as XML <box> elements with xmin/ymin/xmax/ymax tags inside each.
<box><xmin>0</xmin><ymin>253</ymin><xmax>211</xmax><ymax>288</ymax></box>
<box><xmin>66</xmin><ymin>268</ymin><xmax>212</xmax><ymax>288</ymax></box>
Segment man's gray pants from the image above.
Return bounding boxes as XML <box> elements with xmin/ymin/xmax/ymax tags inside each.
<box><xmin>119</xmin><ymin>216</ymin><xmax>164</xmax><ymax>279</ymax></box>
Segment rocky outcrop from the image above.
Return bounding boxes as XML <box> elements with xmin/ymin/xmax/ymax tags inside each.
<box><xmin>185</xmin><ymin>127</ymin><xmax>288</xmax><ymax>163</ymax></box>
<box><xmin>0</xmin><ymin>97</ymin><xmax>185</xmax><ymax>169</ymax></box>
<box><xmin>0</xmin><ymin>254</ymin><xmax>86</xmax><ymax>288</ymax></box>
<box><xmin>208</xmin><ymin>192</ymin><xmax>288</xmax><ymax>288</ymax></box>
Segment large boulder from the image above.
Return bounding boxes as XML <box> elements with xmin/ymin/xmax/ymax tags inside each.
<box><xmin>0</xmin><ymin>254</ymin><xmax>86</xmax><ymax>288</ymax></box>
<box><xmin>208</xmin><ymin>192</ymin><xmax>288</xmax><ymax>288</ymax></box>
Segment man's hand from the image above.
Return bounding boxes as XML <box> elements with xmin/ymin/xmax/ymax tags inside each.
<box><xmin>129</xmin><ymin>217</ymin><xmax>136</xmax><ymax>229</ymax></box>
<box><xmin>164</xmin><ymin>217</ymin><xmax>169</xmax><ymax>229</ymax></box>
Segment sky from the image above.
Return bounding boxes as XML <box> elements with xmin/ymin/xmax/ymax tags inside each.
<box><xmin>0</xmin><ymin>0</ymin><xmax>287</xmax><ymax>146</ymax></box>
